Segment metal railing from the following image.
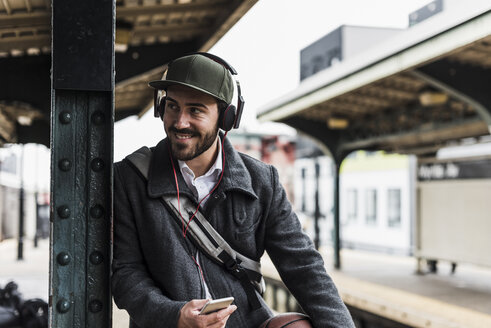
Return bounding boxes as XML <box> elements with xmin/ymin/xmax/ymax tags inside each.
<box><xmin>262</xmin><ymin>276</ymin><xmax>303</xmax><ymax>314</ymax></box>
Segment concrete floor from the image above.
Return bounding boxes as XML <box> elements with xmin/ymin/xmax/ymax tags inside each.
<box><xmin>326</xmin><ymin>248</ymin><xmax>491</xmax><ymax>315</ymax></box>
<box><xmin>0</xmin><ymin>238</ymin><xmax>129</xmax><ymax>327</ymax></box>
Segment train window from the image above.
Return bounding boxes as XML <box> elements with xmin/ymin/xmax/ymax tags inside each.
<box><xmin>347</xmin><ymin>189</ymin><xmax>358</xmax><ymax>222</ymax></box>
<box><xmin>388</xmin><ymin>189</ymin><xmax>401</xmax><ymax>228</ymax></box>
<box><xmin>365</xmin><ymin>189</ymin><xmax>377</xmax><ymax>225</ymax></box>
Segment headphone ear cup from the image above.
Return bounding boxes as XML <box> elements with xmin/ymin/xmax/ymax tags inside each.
<box><xmin>219</xmin><ymin>105</ymin><xmax>236</xmax><ymax>131</ymax></box>
<box><xmin>158</xmin><ymin>97</ymin><xmax>166</xmax><ymax>120</ymax></box>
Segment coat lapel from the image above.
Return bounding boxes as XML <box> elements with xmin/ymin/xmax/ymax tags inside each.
<box><xmin>217</xmin><ymin>135</ymin><xmax>258</xmax><ymax>200</ymax></box>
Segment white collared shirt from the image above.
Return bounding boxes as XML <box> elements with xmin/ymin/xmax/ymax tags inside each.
<box><xmin>178</xmin><ymin>139</ymin><xmax>222</xmax><ymax>207</ymax></box>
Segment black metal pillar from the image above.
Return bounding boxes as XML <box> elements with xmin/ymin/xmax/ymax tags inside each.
<box><xmin>17</xmin><ymin>145</ymin><xmax>24</xmax><ymax>260</ymax></box>
<box><xmin>332</xmin><ymin>161</ymin><xmax>341</xmax><ymax>269</ymax></box>
<box><xmin>301</xmin><ymin>168</ymin><xmax>306</xmax><ymax>213</ymax></box>
<box><xmin>34</xmin><ymin>191</ymin><xmax>39</xmax><ymax>248</ymax></box>
<box><xmin>50</xmin><ymin>0</ymin><xmax>114</xmax><ymax>327</ymax></box>
<box><xmin>34</xmin><ymin>145</ymin><xmax>39</xmax><ymax>248</ymax></box>
<box><xmin>313</xmin><ymin>161</ymin><xmax>321</xmax><ymax>250</ymax></box>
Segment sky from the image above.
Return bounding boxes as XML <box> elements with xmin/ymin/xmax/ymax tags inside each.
<box><xmin>114</xmin><ymin>0</ymin><xmax>430</xmax><ymax>161</ymax></box>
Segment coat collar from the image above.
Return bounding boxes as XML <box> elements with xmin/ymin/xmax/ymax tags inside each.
<box><xmin>147</xmin><ymin>134</ymin><xmax>258</xmax><ymax>200</ymax></box>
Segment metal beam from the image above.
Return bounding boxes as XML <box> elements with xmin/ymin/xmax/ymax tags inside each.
<box><xmin>281</xmin><ymin>116</ymin><xmax>347</xmax><ymax>269</ymax></box>
<box><xmin>413</xmin><ymin>59</ymin><xmax>491</xmax><ymax>133</ymax></box>
<box><xmin>0</xmin><ymin>12</ymin><xmax>50</xmax><ymax>28</ymax></box>
<box><xmin>281</xmin><ymin>117</ymin><xmax>345</xmax><ymax>162</ymax></box>
<box><xmin>50</xmin><ymin>0</ymin><xmax>114</xmax><ymax>327</ymax></box>
<box><xmin>0</xmin><ymin>34</ymin><xmax>50</xmax><ymax>52</ymax></box>
<box><xmin>339</xmin><ymin>117</ymin><xmax>487</xmax><ymax>153</ymax></box>
<box><xmin>116</xmin><ymin>1</ymin><xmax>230</xmax><ymax>18</ymax></box>
<box><xmin>132</xmin><ymin>24</ymin><xmax>210</xmax><ymax>40</ymax></box>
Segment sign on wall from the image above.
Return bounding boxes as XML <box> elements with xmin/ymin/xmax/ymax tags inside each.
<box><xmin>418</xmin><ymin>157</ymin><xmax>491</xmax><ymax>181</ymax></box>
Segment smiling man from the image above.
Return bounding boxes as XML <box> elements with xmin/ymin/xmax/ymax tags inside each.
<box><xmin>164</xmin><ymin>85</ymin><xmax>221</xmax><ymax>176</ymax></box>
<box><xmin>112</xmin><ymin>53</ymin><xmax>355</xmax><ymax>328</ymax></box>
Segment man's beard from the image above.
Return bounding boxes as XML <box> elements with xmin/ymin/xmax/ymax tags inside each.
<box><xmin>167</xmin><ymin>124</ymin><xmax>219</xmax><ymax>161</ymax></box>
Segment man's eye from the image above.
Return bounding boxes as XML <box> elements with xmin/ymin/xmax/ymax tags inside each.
<box><xmin>190</xmin><ymin>107</ymin><xmax>202</xmax><ymax>114</ymax></box>
<box><xmin>167</xmin><ymin>103</ymin><xmax>178</xmax><ymax>111</ymax></box>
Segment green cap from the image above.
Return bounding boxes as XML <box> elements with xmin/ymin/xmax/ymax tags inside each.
<box><xmin>149</xmin><ymin>54</ymin><xmax>234</xmax><ymax>104</ymax></box>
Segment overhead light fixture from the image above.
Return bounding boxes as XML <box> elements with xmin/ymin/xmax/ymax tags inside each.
<box><xmin>327</xmin><ymin>117</ymin><xmax>349</xmax><ymax>129</ymax></box>
<box><xmin>116</xmin><ymin>28</ymin><xmax>131</xmax><ymax>46</ymax></box>
<box><xmin>115</xmin><ymin>20</ymin><xmax>133</xmax><ymax>53</ymax></box>
<box><xmin>419</xmin><ymin>91</ymin><xmax>448</xmax><ymax>106</ymax></box>
<box><xmin>17</xmin><ymin>115</ymin><xmax>33</xmax><ymax>126</ymax></box>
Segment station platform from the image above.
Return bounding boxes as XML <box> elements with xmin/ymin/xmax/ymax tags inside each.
<box><xmin>0</xmin><ymin>238</ymin><xmax>130</xmax><ymax>327</ymax></box>
<box><xmin>2</xmin><ymin>238</ymin><xmax>491</xmax><ymax>327</ymax></box>
<box><xmin>262</xmin><ymin>247</ymin><xmax>491</xmax><ymax>328</ymax></box>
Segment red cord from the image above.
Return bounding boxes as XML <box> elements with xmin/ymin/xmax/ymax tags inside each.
<box><xmin>168</xmin><ymin>132</ymin><xmax>228</xmax><ymax>238</ymax></box>
<box><xmin>192</xmin><ymin>255</ymin><xmax>205</xmax><ymax>283</ymax></box>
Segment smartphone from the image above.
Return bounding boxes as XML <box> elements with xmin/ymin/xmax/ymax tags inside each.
<box><xmin>199</xmin><ymin>297</ymin><xmax>235</xmax><ymax>315</ymax></box>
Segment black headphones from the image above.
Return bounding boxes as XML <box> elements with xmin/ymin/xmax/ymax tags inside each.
<box><xmin>153</xmin><ymin>52</ymin><xmax>245</xmax><ymax>132</ymax></box>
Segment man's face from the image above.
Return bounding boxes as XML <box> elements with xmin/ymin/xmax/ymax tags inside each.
<box><xmin>163</xmin><ymin>85</ymin><xmax>220</xmax><ymax>161</ymax></box>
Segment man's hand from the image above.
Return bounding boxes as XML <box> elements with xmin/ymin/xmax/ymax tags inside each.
<box><xmin>177</xmin><ymin>299</ymin><xmax>237</xmax><ymax>328</ymax></box>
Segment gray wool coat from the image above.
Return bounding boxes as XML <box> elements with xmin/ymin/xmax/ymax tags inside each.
<box><xmin>112</xmin><ymin>136</ymin><xmax>355</xmax><ymax>328</ymax></box>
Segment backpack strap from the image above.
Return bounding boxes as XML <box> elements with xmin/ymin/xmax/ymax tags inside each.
<box><xmin>125</xmin><ymin>146</ymin><xmax>265</xmax><ymax>309</ymax></box>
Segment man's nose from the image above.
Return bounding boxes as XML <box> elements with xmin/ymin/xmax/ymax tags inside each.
<box><xmin>174</xmin><ymin>110</ymin><xmax>190</xmax><ymax>129</ymax></box>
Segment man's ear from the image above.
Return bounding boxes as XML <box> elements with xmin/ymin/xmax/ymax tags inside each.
<box><xmin>218</xmin><ymin>105</ymin><xmax>237</xmax><ymax>131</ymax></box>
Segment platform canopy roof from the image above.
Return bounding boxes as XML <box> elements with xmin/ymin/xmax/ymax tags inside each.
<box><xmin>0</xmin><ymin>0</ymin><xmax>257</xmax><ymax>146</ymax></box>
<box><xmin>258</xmin><ymin>4</ymin><xmax>491</xmax><ymax>162</ymax></box>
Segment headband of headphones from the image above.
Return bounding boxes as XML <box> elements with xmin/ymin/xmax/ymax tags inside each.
<box><xmin>150</xmin><ymin>52</ymin><xmax>244</xmax><ymax>131</ymax></box>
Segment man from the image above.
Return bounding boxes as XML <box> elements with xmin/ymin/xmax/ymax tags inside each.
<box><xmin>112</xmin><ymin>53</ymin><xmax>355</xmax><ymax>328</ymax></box>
